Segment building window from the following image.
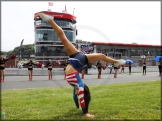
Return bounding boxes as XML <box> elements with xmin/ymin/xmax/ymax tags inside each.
<box><xmin>35</xmin><ymin>30</ymin><xmax>75</xmax><ymax>42</ymax></box>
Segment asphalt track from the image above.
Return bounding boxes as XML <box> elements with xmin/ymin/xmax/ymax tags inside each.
<box><xmin>1</xmin><ymin>72</ymin><xmax>161</xmax><ymax>90</ymax></box>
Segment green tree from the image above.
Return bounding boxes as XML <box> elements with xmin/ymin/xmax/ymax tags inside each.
<box><xmin>6</xmin><ymin>44</ymin><xmax>34</xmax><ymax>56</ymax></box>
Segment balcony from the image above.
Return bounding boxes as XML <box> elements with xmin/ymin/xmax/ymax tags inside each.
<box><xmin>35</xmin><ymin>52</ymin><xmax>68</xmax><ymax>56</ymax></box>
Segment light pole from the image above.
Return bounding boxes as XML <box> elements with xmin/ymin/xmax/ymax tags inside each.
<box><xmin>73</xmin><ymin>8</ymin><xmax>75</xmax><ymax>16</ymax></box>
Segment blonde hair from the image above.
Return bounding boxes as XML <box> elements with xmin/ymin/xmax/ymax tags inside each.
<box><xmin>49</xmin><ymin>59</ymin><xmax>52</xmax><ymax>63</ymax></box>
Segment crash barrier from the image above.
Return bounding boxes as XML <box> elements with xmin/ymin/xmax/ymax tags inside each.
<box><xmin>5</xmin><ymin>66</ymin><xmax>159</xmax><ymax>76</ymax></box>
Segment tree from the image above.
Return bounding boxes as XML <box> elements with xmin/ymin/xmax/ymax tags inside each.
<box><xmin>132</xmin><ymin>42</ymin><xmax>137</xmax><ymax>44</ymax></box>
<box><xmin>4</xmin><ymin>44</ymin><xmax>35</xmax><ymax>56</ymax></box>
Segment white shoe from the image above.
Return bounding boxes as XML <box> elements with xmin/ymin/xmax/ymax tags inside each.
<box><xmin>114</xmin><ymin>59</ymin><xmax>126</xmax><ymax>67</ymax></box>
<box><xmin>38</xmin><ymin>13</ymin><xmax>54</xmax><ymax>21</ymax></box>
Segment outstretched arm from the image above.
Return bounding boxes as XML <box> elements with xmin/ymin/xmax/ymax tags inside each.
<box><xmin>4</xmin><ymin>57</ymin><xmax>12</xmax><ymax>62</ymax></box>
<box><xmin>23</xmin><ymin>63</ymin><xmax>28</xmax><ymax>66</ymax></box>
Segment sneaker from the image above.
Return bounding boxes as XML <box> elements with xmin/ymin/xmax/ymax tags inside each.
<box><xmin>114</xmin><ymin>74</ymin><xmax>117</xmax><ymax>78</ymax></box>
<box><xmin>82</xmin><ymin>76</ymin><xmax>84</xmax><ymax>79</ymax></box>
<box><xmin>38</xmin><ymin>13</ymin><xmax>54</xmax><ymax>21</ymax></box>
<box><xmin>114</xmin><ymin>59</ymin><xmax>126</xmax><ymax>67</ymax></box>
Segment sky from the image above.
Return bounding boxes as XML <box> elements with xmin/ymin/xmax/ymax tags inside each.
<box><xmin>1</xmin><ymin>1</ymin><xmax>161</xmax><ymax>51</ymax></box>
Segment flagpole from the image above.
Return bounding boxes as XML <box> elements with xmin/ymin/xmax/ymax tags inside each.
<box><xmin>47</xmin><ymin>2</ymin><xmax>49</xmax><ymax>11</ymax></box>
<box><xmin>73</xmin><ymin>8</ymin><xmax>75</xmax><ymax>16</ymax></box>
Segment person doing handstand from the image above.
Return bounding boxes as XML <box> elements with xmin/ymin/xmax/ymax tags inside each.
<box><xmin>38</xmin><ymin>12</ymin><xmax>126</xmax><ymax>117</ymax></box>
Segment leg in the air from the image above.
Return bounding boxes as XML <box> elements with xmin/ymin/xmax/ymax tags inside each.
<box><xmin>38</xmin><ymin>13</ymin><xmax>79</xmax><ymax>56</ymax></box>
<box><xmin>85</xmin><ymin>53</ymin><xmax>125</xmax><ymax>66</ymax></box>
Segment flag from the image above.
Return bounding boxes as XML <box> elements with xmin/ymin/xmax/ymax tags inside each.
<box><xmin>48</xmin><ymin>2</ymin><xmax>53</xmax><ymax>6</ymax></box>
<box><xmin>62</xmin><ymin>4</ymin><xmax>67</xmax><ymax>13</ymax></box>
<box><xmin>48</xmin><ymin>9</ymin><xmax>51</xmax><ymax>12</ymax></box>
<box><xmin>62</xmin><ymin>10</ymin><xmax>66</xmax><ymax>13</ymax></box>
<box><xmin>65</xmin><ymin>4</ymin><xmax>67</xmax><ymax>12</ymax></box>
<box><xmin>19</xmin><ymin>39</ymin><xmax>24</xmax><ymax>60</ymax></box>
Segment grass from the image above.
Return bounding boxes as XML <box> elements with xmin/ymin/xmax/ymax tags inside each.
<box><xmin>1</xmin><ymin>80</ymin><xmax>161</xmax><ymax>120</ymax></box>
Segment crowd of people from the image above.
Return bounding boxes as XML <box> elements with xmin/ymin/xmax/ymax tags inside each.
<box><xmin>1</xmin><ymin>12</ymin><xmax>161</xmax><ymax>118</ymax></box>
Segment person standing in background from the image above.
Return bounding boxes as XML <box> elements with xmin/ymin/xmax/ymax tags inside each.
<box><xmin>61</xmin><ymin>59</ymin><xmax>68</xmax><ymax>80</ymax></box>
<box><xmin>128</xmin><ymin>62</ymin><xmax>132</xmax><ymax>75</ymax></box>
<box><xmin>110</xmin><ymin>63</ymin><xmax>114</xmax><ymax>74</ymax></box>
<box><xmin>96</xmin><ymin>60</ymin><xmax>102</xmax><ymax>79</ymax></box>
<box><xmin>45</xmin><ymin>59</ymin><xmax>55</xmax><ymax>80</ymax></box>
<box><xmin>81</xmin><ymin>65</ymin><xmax>87</xmax><ymax>79</ymax></box>
<box><xmin>121</xmin><ymin>64</ymin><xmax>125</xmax><ymax>74</ymax></box>
<box><xmin>158</xmin><ymin>58</ymin><xmax>162</xmax><ymax>76</ymax></box>
<box><xmin>114</xmin><ymin>64</ymin><xmax>118</xmax><ymax>78</ymax></box>
<box><xmin>142</xmin><ymin>59</ymin><xmax>147</xmax><ymax>75</ymax></box>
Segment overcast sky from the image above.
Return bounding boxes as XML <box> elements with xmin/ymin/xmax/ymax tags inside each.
<box><xmin>1</xmin><ymin>1</ymin><xmax>161</xmax><ymax>51</ymax></box>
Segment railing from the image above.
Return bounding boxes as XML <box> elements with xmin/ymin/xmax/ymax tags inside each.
<box><xmin>5</xmin><ymin>66</ymin><xmax>159</xmax><ymax>76</ymax></box>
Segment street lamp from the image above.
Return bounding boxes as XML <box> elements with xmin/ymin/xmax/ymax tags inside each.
<box><xmin>73</xmin><ymin>8</ymin><xmax>75</xmax><ymax>16</ymax></box>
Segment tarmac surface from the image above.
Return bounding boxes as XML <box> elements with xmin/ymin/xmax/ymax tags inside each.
<box><xmin>1</xmin><ymin>72</ymin><xmax>161</xmax><ymax>90</ymax></box>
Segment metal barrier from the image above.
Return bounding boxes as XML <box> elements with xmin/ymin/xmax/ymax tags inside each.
<box><xmin>5</xmin><ymin>66</ymin><xmax>159</xmax><ymax>76</ymax></box>
<box><xmin>5</xmin><ymin>68</ymin><xmax>64</xmax><ymax>76</ymax></box>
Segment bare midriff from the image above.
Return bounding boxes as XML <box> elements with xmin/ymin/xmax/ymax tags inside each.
<box><xmin>65</xmin><ymin>64</ymin><xmax>78</xmax><ymax>75</ymax></box>
<box><xmin>0</xmin><ymin>64</ymin><xmax>4</xmax><ymax>67</ymax></box>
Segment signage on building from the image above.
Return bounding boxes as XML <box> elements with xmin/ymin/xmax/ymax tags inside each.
<box><xmin>34</xmin><ymin>21</ymin><xmax>41</xmax><ymax>25</ymax></box>
<box><xmin>80</xmin><ymin>45</ymin><xmax>94</xmax><ymax>53</ymax></box>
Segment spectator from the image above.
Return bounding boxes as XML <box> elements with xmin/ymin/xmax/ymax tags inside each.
<box><xmin>142</xmin><ymin>59</ymin><xmax>146</xmax><ymax>75</ymax></box>
<box><xmin>121</xmin><ymin>64</ymin><xmax>125</xmax><ymax>74</ymax></box>
<box><xmin>158</xmin><ymin>58</ymin><xmax>162</xmax><ymax>76</ymax></box>
<box><xmin>128</xmin><ymin>62</ymin><xmax>132</xmax><ymax>75</ymax></box>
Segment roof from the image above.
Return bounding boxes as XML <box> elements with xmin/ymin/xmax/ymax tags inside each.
<box><xmin>92</xmin><ymin>42</ymin><xmax>161</xmax><ymax>48</ymax></box>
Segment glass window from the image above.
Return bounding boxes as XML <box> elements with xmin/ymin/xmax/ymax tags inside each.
<box><xmin>35</xmin><ymin>46</ymin><xmax>67</xmax><ymax>56</ymax></box>
<box><xmin>35</xmin><ymin>20</ymin><xmax>75</xmax><ymax>28</ymax></box>
<box><xmin>35</xmin><ymin>30</ymin><xmax>75</xmax><ymax>42</ymax></box>
<box><xmin>61</xmin><ymin>21</ymin><xmax>66</xmax><ymax>26</ymax></box>
<box><xmin>55</xmin><ymin>20</ymin><xmax>60</xmax><ymax>26</ymax></box>
<box><xmin>67</xmin><ymin>22</ymin><xmax>70</xmax><ymax>27</ymax></box>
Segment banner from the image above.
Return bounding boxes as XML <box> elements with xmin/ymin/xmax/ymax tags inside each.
<box><xmin>80</xmin><ymin>45</ymin><xmax>94</xmax><ymax>54</ymax></box>
<box><xmin>19</xmin><ymin>39</ymin><xmax>24</xmax><ymax>60</ymax></box>
<box><xmin>34</xmin><ymin>21</ymin><xmax>41</xmax><ymax>26</ymax></box>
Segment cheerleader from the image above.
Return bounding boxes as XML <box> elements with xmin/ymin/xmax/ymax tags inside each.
<box><xmin>23</xmin><ymin>60</ymin><xmax>37</xmax><ymax>81</ymax></box>
<box><xmin>0</xmin><ymin>55</ymin><xmax>16</xmax><ymax>82</ymax></box>
<box><xmin>45</xmin><ymin>59</ymin><xmax>55</xmax><ymax>80</ymax></box>
<box><xmin>61</xmin><ymin>59</ymin><xmax>68</xmax><ymax>80</ymax></box>
<box><xmin>96</xmin><ymin>61</ymin><xmax>102</xmax><ymax>79</ymax></box>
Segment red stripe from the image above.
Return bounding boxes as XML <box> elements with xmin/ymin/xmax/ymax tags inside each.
<box><xmin>67</xmin><ymin>80</ymin><xmax>78</xmax><ymax>83</ymax></box>
<box><xmin>66</xmin><ymin>75</ymin><xmax>76</xmax><ymax>79</ymax></box>
<box><xmin>66</xmin><ymin>72</ymin><xmax>79</xmax><ymax>76</ymax></box>
<box><xmin>79</xmin><ymin>97</ymin><xmax>85</xmax><ymax>107</ymax></box>
<box><xmin>79</xmin><ymin>91</ymin><xmax>84</xmax><ymax>95</ymax></box>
